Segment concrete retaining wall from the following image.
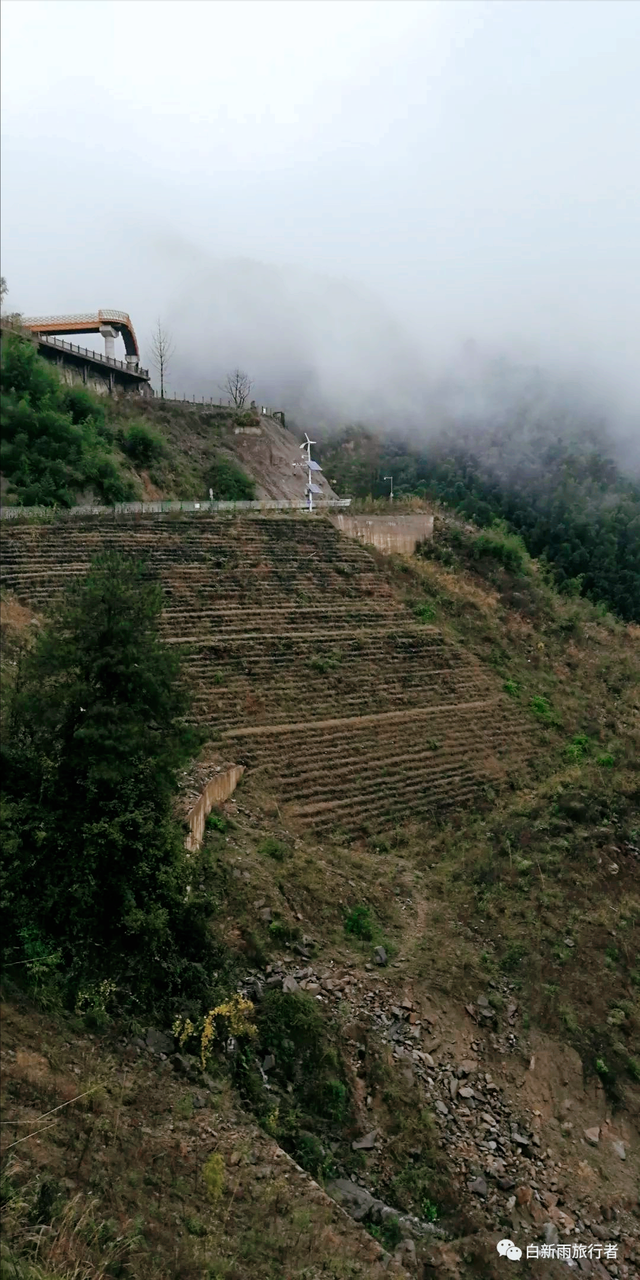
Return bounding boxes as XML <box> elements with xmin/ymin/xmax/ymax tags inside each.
<box><xmin>330</xmin><ymin>512</ymin><xmax>434</xmax><ymax>554</ymax></box>
<box><xmin>185</xmin><ymin>764</ymin><xmax>245</xmax><ymax>852</ymax></box>
<box><xmin>0</xmin><ymin>498</ymin><xmax>352</xmax><ymax>521</ymax></box>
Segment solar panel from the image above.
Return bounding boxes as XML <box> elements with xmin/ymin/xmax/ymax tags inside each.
<box><xmin>308</xmin><ymin>460</ymin><xmax>323</xmax><ymax>471</ymax></box>
<box><xmin>308</xmin><ymin>483</ymin><xmax>323</xmax><ymax>495</ymax></box>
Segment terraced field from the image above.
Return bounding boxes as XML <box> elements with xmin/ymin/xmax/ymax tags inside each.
<box><xmin>1</xmin><ymin>514</ymin><xmax>528</xmax><ymax>830</ymax></box>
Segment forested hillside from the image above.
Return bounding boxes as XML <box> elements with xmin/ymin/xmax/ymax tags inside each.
<box><xmin>316</xmin><ymin>424</ymin><xmax>640</xmax><ymax>621</ymax></box>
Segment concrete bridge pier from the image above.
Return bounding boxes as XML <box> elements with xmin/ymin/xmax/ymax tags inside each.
<box><xmin>99</xmin><ymin>325</ymin><xmax>118</xmax><ymax>360</ymax></box>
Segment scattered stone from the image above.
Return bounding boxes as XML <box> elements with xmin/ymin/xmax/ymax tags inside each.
<box><xmin>352</xmin><ymin>1130</ymin><xmax>378</xmax><ymax>1151</ymax></box>
<box><xmin>263</xmin><ymin>1054</ymin><xmax>276</xmax><ymax>1072</ymax></box>
<box><xmin>374</xmin><ymin>946</ymin><xmax>388</xmax><ymax>966</ymax></box>
<box><xmin>612</xmin><ymin>1140</ymin><xmax>626</xmax><ymax>1160</ymax></box>
<box><xmin>468</xmin><ymin>1176</ymin><xmax>488</xmax><ymax>1197</ymax></box>
<box><xmin>543</xmin><ymin>1222</ymin><xmax>559</xmax><ymax>1245</ymax></box>
<box><xmin>282</xmin><ymin>975</ymin><xmax>299</xmax><ymax>993</ymax></box>
<box><xmin>434</xmin><ymin>1100</ymin><xmax>449</xmax><ymax>1116</ymax></box>
<box><xmin>146</xmin><ymin>1028</ymin><xmax>174</xmax><ymax>1055</ymax></box>
<box><xmin>457</xmin><ymin>1060</ymin><xmax>478</xmax><ymax>1076</ymax></box>
<box><xmin>258</xmin><ymin>908</ymin><xmax>273</xmax><ymax>923</ymax></box>
<box><xmin>516</xmin><ymin>1185</ymin><xmax>532</xmax><ymax>1206</ymax></box>
<box><xmin>584</xmin><ymin>1127</ymin><xmax>600</xmax><ymax>1147</ymax></box>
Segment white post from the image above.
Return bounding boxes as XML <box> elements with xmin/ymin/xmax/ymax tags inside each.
<box><xmin>384</xmin><ymin>475</ymin><xmax>394</xmax><ymax>502</ymax></box>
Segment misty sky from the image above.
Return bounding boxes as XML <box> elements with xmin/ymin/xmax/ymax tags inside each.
<box><xmin>2</xmin><ymin>0</ymin><xmax>639</xmax><ymax>425</ymax></box>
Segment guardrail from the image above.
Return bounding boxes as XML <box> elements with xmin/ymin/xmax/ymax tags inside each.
<box><xmin>0</xmin><ymin>498</ymin><xmax>352</xmax><ymax>520</ymax></box>
<box><xmin>37</xmin><ymin>334</ymin><xmax>149</xmax><ymax>379</ymax></box>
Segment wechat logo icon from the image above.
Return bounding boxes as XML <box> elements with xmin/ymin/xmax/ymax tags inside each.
<box><xmin>497</xmin><ymin>1239</ymin><xmax>522</xmax><ymax>1261</ymax></box>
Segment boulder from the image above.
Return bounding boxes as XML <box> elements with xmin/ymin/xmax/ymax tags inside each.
<box><xmin>146</xmin><ymin>1028</ymin><xmax>174</xmax><ymax>1055</ymax></box>
<box><xmin>325</xmin><ymin>1179</ymin><xmax>376</xmax><ymax>1222</ymax></box>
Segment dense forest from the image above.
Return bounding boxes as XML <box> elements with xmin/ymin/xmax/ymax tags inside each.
<box><xmin>316</xmin><ymin>424</ymin><xmax>640</xmax><ymax>622</ymax></box>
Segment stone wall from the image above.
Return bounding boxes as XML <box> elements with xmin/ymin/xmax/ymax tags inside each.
<box><xmin>330</xmin><ymin>512</ymin><xmax>434</xmax><ymax>555</ymax></box>
<box><xmin>184</xmin><ymin>764</ymin><xmax>245</xmax><ymax>851</ymax></box>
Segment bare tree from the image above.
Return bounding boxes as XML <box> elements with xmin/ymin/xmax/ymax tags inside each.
<box><xmin>149</xmin><ymin>319</ymin><xmax>175</xmax><ymax>400</ymax></box>
<box><xmin>0</xmin><ymin>276</ymin><xmax>8</xmax><ymax>315</ymax></box>
<box><xmin>219</xmin><ymin>368</ymin><xmax>253</xmax><ymax>410</ymax></box>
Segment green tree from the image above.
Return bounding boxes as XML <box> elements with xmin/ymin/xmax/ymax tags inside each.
<box><xmin>1</xmin><ymin>553</ymin><xmax>213</xmax><ymax>1010</ymax></box>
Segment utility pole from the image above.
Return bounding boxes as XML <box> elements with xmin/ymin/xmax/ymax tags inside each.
<box><xmin>384</xmin><ymin>475</ymin><xmax>394</xmax><ymax>502</ymax></box>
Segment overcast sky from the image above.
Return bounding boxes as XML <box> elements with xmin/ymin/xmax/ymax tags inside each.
<box><xmin>2</xmin><ymin>0</ymin><xmax>639</xmax><ymax>428</ymax></box>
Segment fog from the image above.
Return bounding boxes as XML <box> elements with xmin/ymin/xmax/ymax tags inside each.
<box><xmin>2</xmin><ymin>0</ymin><xmax>639</xmax><ymax>454</ymax></box>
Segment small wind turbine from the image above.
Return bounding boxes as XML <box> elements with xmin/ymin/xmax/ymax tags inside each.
<box><xmin>293</xmin><ymin>432</ymin><xmax>324</xmax><ymax>511</ymax></box>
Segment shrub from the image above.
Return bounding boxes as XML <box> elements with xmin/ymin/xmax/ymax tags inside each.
<box><xmin>203</xmin><ymin>1153</ymin><xmax>225</xmax><ymax>1203</ymax></box>
<box><xmin>530</xmin><ymin>695</ymin><xmax>553</xmax><ymax>721</ymax></box>
<box><xmin>344</xmin><ymin>904</ymin><xmax>375</xmax><ymax>941</ymax></box>
<box><xmin>564</xmin><ymin>734</ymin><xmax>590</xmax><ymax>762</ymax></box>
<box><xmin>503</xmin><ymin>679</ymin><xmax>521</xmax><ymax>699</ymax></box>
<box><xmin>414</xmin><ymin>601</ymin><xmax>437</xmax><ymax>623</ymax></box>
<box><xmin>206</xmin><ymin>810</ymin><xmax>228</xmax><ymax>833</ymax></box>
<box><xmin>205</xmin><ymin>457</ymin><xmax>256</xmax><ymax>501</ymax></box>
<box><xmin>120</xmin><ymin>422</ymin><xmax>164</xmax><ymax>467</ymax></box>
<box><xmin>258</xmin><ymin>836</ymin><xmax>290</xmax><ymax>861</ymax></box>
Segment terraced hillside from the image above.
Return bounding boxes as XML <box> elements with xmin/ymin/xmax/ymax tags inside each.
<box><xmin>1</xmin><ymin>514</ymin><xmax>529</xmax><ymax>830</ymax></box>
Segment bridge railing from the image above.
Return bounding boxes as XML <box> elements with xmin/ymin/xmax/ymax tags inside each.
<box><xmin>37</xmin><ymin>334</ymin><xmax>149</xmax><ymax>379</ymax></box>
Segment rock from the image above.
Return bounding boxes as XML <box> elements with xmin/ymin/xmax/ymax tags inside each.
<box><xmin>423</xmin><ymin>1053</ymin><xmax>435</xmax><ymax>1069</ymax></box>
<box><xmin>477</xmin><ymin>994</ymin><xmax>489</xmax><ymax>1007</ymax></box>
<box><xmin>263</xmin><ymin>1054</ymin><xmax>276</xmax><ymax>1072</ymax></box>
<box><xmin>543</xmin><ymin>1222</ymin><xmax>559</xmax><ymax>1245</ymax></box>
<box><xmin>498</xmin><ymin>1178</ymin><xmax>517</xmax><ymax>1191</ymax></box>
<box><xmin>130</xmin><ymin>1036</ymin><xmax>146</xmax><ymax>1051</ymax></box>
<box><xmin>192</xmin><ymin>1093</ymin><xmax>207</xmax><ymax>1109</ymax></box>
<box><xmin>352</xmin><ymin>1130</ymin><xmax>378</xmax><ymax>1150</ymax></box>
<box><xmin>458</xmin><ymin>1086</ymin><xmax>474</xmax><ymax>1099</ymax></box>
<box><xmin>468</xmin><ymin>1176</ymin><xmax>488</xmax><ymax>1198</ymax></box>
<box><xmin>516</xmin><ymin>1185</ymin><xmax>532</xmax><ymax>1206</ymax></box>
<box><xmin>325</xmin><ymin>1179</ymin><xmax>375</xmax><ymax>1221</ymax></box>
<box><xmin>511</xmin><ymin>1131</ymin><xmax>530</xmax><ymax>1147</ymax></box>
<box><xmin>374</xmin><ymin>946</ymin><xmax>388</xmax><ymax>966</ymax></box>
<box><xmin>146</xmin><ymin>1028</ymin><xmax>174</xmax><ymax>1055</ymax></box>
<box><xmin>258</xmin><ymin>908</ymin><xmax>273</xmax><ymax>923</ymax></box>
<box><xmin>457</xmin><ymin>1060</ymin><xmax>478</xmax><ymax>1076</ymax></box>
<box><xmin>434</xmin><ymin>1100</ymin><xmax>449</xmax><ymax>1116</ymax></box>
<box><xmin>449</xmin><ymin>1077</ymin><xmax>458</xmax><ymax>1101</ymax></box>
<box><xmin>244</xmin><ymin>977</ymin><xmax>263</xmax><ymax>1001</ymax></box>
<box><xmin>506</xmin><ymin>1195</ymin><xmax>516</xmax><ymax>1211</ymax></box>
<box><xmin>584</xmin><ymin>1127</ymin><xmax>600</xmax><ymax>1146</ymax></box>
<box><xmin>282</xmin><ymin>975</ymin><xmax>299</xmax><ymax>993</ymax></box>
<box><xmin>612</xmin><ymin>1140</ymin><xmax>626</xmax><ymax>1160</ymax></box>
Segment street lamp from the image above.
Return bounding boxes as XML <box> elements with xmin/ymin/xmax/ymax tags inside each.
<box><xmin>384</xmin><ymin>475</ymin><xmax>394</xmax><ymax>502</ymax></box>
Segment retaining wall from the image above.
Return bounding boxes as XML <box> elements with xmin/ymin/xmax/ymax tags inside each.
<box><xmin>184</xmin><ymin>765</ymin><xmax>245</xmax><ymax>852</ymax></box>
<box><xmin>0</xmin><ymin>497</ymin><xmax>352</xmax><ymax>521</ymax></box>
<box><xmin>330</xmin><ymin>512</ymin><xmax>434</xmax><ymax>554</ymax></box>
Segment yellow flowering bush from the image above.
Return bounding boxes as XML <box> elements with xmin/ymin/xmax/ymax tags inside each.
<box><xmin>173</xmin><ymin>995</ymin><xmax>257</xmax><ymax>1069</ymax></box>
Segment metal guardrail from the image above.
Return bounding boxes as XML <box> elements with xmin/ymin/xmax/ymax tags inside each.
<box><xmin>37</xmin><ymin>334</ymin><xmax>149</xmax><ymax>379</ymax></box>
<box><xmin>0</xmin><ymin>498</ymin><xmax>352</xmax><ymax>520</ymax></box>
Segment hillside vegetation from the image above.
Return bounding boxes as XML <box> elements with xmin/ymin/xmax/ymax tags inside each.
<box><xmin>1</xmin><ymin>509</ymin><xmax>638</xmax><ymax>1279</ymax></box>
<box><xmin>0</xmin><ymin>331</ymin><xmax>256</xmax><ymax>508</ymax></box>
<box><xmin>316</xmin><ymin>425</ymin><xmax>640</xmax><ymax>622</ymax></box>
